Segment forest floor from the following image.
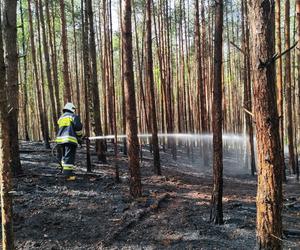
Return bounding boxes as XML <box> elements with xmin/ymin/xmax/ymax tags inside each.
<box><xmin>2</xmin><ymin>140</ymin><xmax>300</xmax><ymax>249</ymax></box>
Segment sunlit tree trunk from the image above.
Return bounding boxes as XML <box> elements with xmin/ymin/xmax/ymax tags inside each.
<box><xmin>0</xmin><ymin>3</ymin><xmax>14</xmax><ymax>248</ymax></box>
<box><xmin>248</xmin><ymin>0</ymin><xmax>283</xmax><ymax>248</ymax></box>
<box><xmin>284</xmin><ymin>0</ymin><xmax>296</xmax><ymax>175</ymax></box>
<box><xmin>28</xmin><ymin>0</ymin><xmax>50</xmax><ymax>149</ymax></box>
<box><xmin>38</xmin><ymin>0</ymin><xmax>58</xmax><ymax>133</ymax></box>
<box><xmin>276</xmin><ymin>0</ymin><xmax>286</xmax><ymax>181</ymax></box>
<box><xmin>122</xmin><ymin>0</ymin><xmax>142</xmax><ymax>197</ymax></box>
<box><xmin>296</xmin><ymin>0</ymin><xmax>300</xmax><ymax>181</ymax></box>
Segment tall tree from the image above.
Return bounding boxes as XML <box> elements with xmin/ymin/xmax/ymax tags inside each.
<box><xmin>122</xmin><ymin>0</ymin><xmax>142</xmax><ymax>197</ymax></box>
<box><xmin>275</xmin><ymin>0</ymin><xmax>285</xmax><ymax>180</ymax></box>
<box><xmin>0</xmin><ymin>3</ymin><xmax>14</xmax><ymax>248</ymax></box>
<box><xmin>71</xmin><ymin>0</ymin><xmax>81</xmax><ymax>115</ymax></box>
<box><xmin>28</xmin><ymin>0</ymin><xmax>50</xmax><ymax>149</ymax></box>
<box><xmin>20</xmin><ymin>0</ymin><xmax>30</xmax><ymax>141</ymax></box>
<box><xmin>3</xmin><ymin>0</ymin><xmax>22</xmax><ymax>175</ymax></box>
<box><xmin>82</xmin><ymin>0</ymin><xmax>92</xmax><ymax>172</ymax></box>
<box><xmin>45</xmin><ymin>0</ymin><xmax>61</xmax><ymax>115</ymax></box>
<box><xmin>86</xmin><ymin>0</ymin><xmax>106</xmax><ymax>162</ymax></box>
<box><xmin>146</xmin><ymin>0</ymin><xmax>161</xmax><ymax>175</ymax></box>
<box><xmin>242</xmin><ymin>0</ymin><xmax>256</xmax><ymax>175</ymax></box>
<box><xmin>59</xmin><ymin>0</ymin><xmax>72</xmax><ymax>102</ymax></box>
<box><xmin>248</xmin><ymin>0</ymin><xmax>283</xmax><ymax>248</ymax></box>
<box><xmin>210</xmin><ymin>0</ymin><xmax>223</xmax><ymax>225</ymax></box>
<box><xmin>285</xmin><ymin>0</ymin><xmax>296</xmax><ymax>174</ymax></box>
<box><xmin>38</xmin><ymin>0</ymin><xmax>58</xmax><ymax>133</ymax></box>
<box><xmin>195</xmin><ymin>0</ymin><xmax>207</xmax><ymax>133</ymax></box>
<box><xmin>296</xmin><ymin>0</ymin><xmax>300</xmax><ymax>181</ymax></box>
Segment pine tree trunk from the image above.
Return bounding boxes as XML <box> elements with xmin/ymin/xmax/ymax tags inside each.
<box><xmin>38</xmin><ymin>0</ymin><xmax>58</xmax><ymax>133</ymax></box>
<box><xmin>28</xmin><ymin>0</ymin><xmax>50</xmax><ymax>149</ymax></box>
<box><xmin>71</xmin><ymin>0</ymin><xmax>81</xmax><ymax>116</ymax></box>
<box><xmin>119</xmin><ymin>0</ymin><xmax>127</xmax><ymax>155</ymax></box>
<box><xmin>3</xmin><ymin>0</ymin><xmax>22</xmax><ymax>175</ymax></box>
<box><xmin>284</xmin><ymin>0</ymin><xmax>296</xmax><ymax>175</ymax></box>
<box><xmin>0</xmin><ymin>3</ymin><xmax>14</xmax><ymax>247</ymax></box>
<box><xmin>248</xmin><ymin>0</ymin><xmax>283</xmax><ymax>248</ymax></box>
<box><xmin>210</xmin><ymin>0</ymin><xmax>223</xmax><ymax>225</ymax></box>
<box><xmin>122</xmin><ymin>0</ymin><xmax>142</xmax><ymax>198</ymax></box>
<box><xmin>296</xmin><ymin>0</ymin><xmax>300</xmax><ymax>181</ymax></box>
<box><xmin>59</xmin><ymin>0</ymin><xmax>72</xmax><ymax>102</ymax></box>
<box><xmin>87</xmin><ymin>0</ymin><xmax>106</xmax><ymax>162</ymax></box>
<box><xmin>20</xmin><ymin>0</ymin><xmax>30</xmax><ymax>141</ymax></box>
<box><xmin>81</xmin><ymin>0</ymin><xmax>92</xmax><ymax>172</ymax></box>
<box><xmin>146</xmin><ymin>0</ymin><xmax>161</xmax><ymax>175</ymax></box>
<box><xmin>46</xmin><ymin>0</ymin><xmax>61</xmax><ymax>115</ymax></box>
<box><xmin>242</xmin><ymin>0</ymin><xmax>256</xmax><ymax>175</ymax></box>
<box><xmin>276</xmin><ymin>0</ymin><xmax>286</xmax><ymax>181</ymax></box>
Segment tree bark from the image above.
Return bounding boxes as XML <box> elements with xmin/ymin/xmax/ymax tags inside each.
<box><xmin>0</xmin><ymin>3</ymin><xmax>14</xmax><ymax>248</ymax></box>
<box><xmin>3</xmin><ymin>0</ymin><xmax>22</xmax><ymax>175</ymax></box>
<box><xmin>275</xmin><ymin>0</ymin><xmax>286</xmax><ymax>181</ymax></box>
<box><xmin>86</xmin><ymin>0</ymin><xmax>106</xmax><ymax>162</ymax></box>
<box><xmin>46</xmin><ymin>0</ymin><xmax>61</xmax><ymax>115</ymax></box>
<box><xmin>59</xmin><ymin>0</ymin><xmax>72</xmax><ymax>102</ymax></box>
<box><xmin>146</xmin><ymin>0</ymin><xmax>161</xmax><ymax>175</ymax></box>
<box><xmin>38</xmin><ymin>0</ymin><xmax>58</xmax><ymax>133</ymax></box>
<box><xmin>71</xmin><ymin>0</ymin><xmax>81</xmax><ymax>116</ymax></box>
<box><xmin>81</xmin><ymin>0</ymin><xmax>92</xmax><ymax>172</ymax></box>
<box><xmin>122</xmin><ymin>0</ymin><xmax>142</xmax><ymax>197</ymax></box>
<box><xmin>210</xmin><ymin>0</ymin><xmax>223</xmax><ymax>225</ymax></box>
<box><xmin>284</xmin><ymin>0</ymin><xmax>296</xmax><ymax>175</ymax></box>
<box><xmin>28</xmin><ymin>0</ymin><xmax>50</xmax><ymax>149</ymax></box>
<box><xmin>248</xmin><ymin>0</ymin><xmax>283</xmax><ymax>248</ymax></box>
<box><xmin>296</xmin><ymin>0</ymin><xmax>300</xmax><ymax>181</ymax></box>
<box><xmin>20</xmin><ymin>0</ymin><xmax>30</xmax><ymax>141</ymax></box>
<box><xmin>242</xmin><ymin>0</ymin><xmax>256</xmax><ymax>175</ymax></box>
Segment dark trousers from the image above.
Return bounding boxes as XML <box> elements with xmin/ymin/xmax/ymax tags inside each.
<box><xmin>58</xmin><ymin>143</ymin><xmax>77</xmax><ymax>176</ymax></box>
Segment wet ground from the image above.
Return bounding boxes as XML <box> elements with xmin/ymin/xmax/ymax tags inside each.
<box><xmin>1</xmin><ymin>140</ymin><xmax>300</xmax><ymax>249</ymax></box>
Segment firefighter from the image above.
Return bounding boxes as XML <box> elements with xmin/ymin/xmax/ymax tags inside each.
<box><xmin>56</xmin><ymin>102</ymin><xmax>82</xmax><ymax>180</ymax></box>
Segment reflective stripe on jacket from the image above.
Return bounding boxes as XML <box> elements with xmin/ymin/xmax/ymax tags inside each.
<box><xmin>56</xmin><ymin>111</ymin><xmax>83</xmax><ymax>145</ymax></box>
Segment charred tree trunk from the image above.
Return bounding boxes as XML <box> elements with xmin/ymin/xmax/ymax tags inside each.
<box><xmin>248</xmin><ymin>0</ymin><xmax>283</xmax><ymax>248</ymax></box>
<box><xmin>0</xmin><ymin>3</ymin><xmax>14</xmax><ymax>248</ymax></box>
<box><xmin>210</xmin><ymin>0</ymin><xmax>223</xmax><ymax>225</ymax></box>
<box><xmin>122</xmin><ymin>0</ymin><xmax>142</xmax><ymax>197</ymax></box>
<box><xmin>3</xmin><ymin>0</ymin><xmax>22</xmax><ymax>175</ymax></box>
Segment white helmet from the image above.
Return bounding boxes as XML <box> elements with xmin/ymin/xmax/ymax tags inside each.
<box><xmin>63</xmin><ymin>102</ymin><xmax>76</xmax><ymax>113</ymax></box>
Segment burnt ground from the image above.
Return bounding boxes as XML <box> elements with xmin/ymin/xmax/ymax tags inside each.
<box><xmin>1</xmin><ymin>140</ymin><xmax>300</xmax><ymax>249</ymax></box>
